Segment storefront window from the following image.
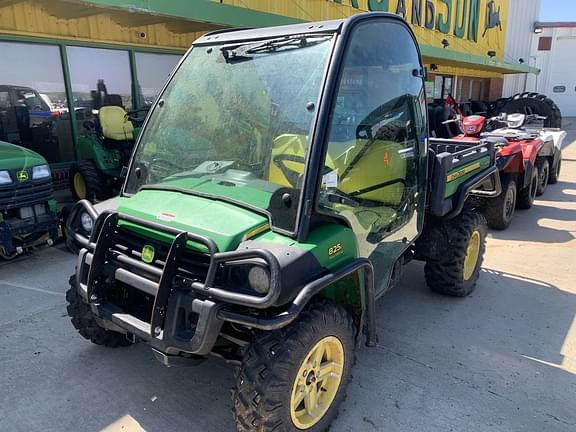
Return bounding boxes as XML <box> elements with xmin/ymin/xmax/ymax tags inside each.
<box><xmin>134</xmin><ymin>52</ymin><xmax>181</xmax><ymax>107</ymax></box>
<box><xmin>0</xmin><ymin>41</ymin><xmax>74</xmax><ymax>163</ymax></box>
<box><xmin>67</xmin><ymin>46</ymin><xmax>132</xmax><ymax>111</ymax></box>
<box><xmin>433</xmin><ymin>75</ymin><xmax>454</xmax><ymax>101</ymax></box>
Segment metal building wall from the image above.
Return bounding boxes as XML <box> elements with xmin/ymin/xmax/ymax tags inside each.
<box><xmin>502</xmin><ymin>0</ymin><xmax>541</xmax><ymax>97</ymax></box>
<box><xmin>528</xmin><ymin>26</ymin><xmax>576</xmax><ymax>116</ymax></box>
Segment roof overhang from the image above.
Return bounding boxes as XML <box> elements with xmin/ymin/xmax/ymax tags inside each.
<box><xmin>66</xmin><ymin>0</ymin><xmax>302</xmax><ymax>28</ymax></box>
<box><xmin>421</xmin><ymin>44</ymin><xmax>540</xmax><ymax>75</ymax></box>
<box><xmin>534</xmin><ymin>21</ymin><xmax>576</xmax><ymax>29</ymax></box>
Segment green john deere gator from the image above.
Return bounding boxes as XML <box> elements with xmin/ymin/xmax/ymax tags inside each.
<box><xmin>65</xmin><ymin>13</ymin><xmax>501</xmax><ymax>432</ymax></box>
<box><xmin>0</xmin><ymin>140</ymin><xmax>59</xmax><ymax>259</ymax></box>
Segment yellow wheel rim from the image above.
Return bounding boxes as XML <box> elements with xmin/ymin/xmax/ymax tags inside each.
<box><xmin>463</xmin><ymin>231</ymin><xmax>481</xmax><ymax>281</ymax></box>
<box><xmin>73</xmin><ymin>172</ymin><xmax>87</xmax><ymax>200</ymax></box>
<box><xmin>290</xmin><ymin>336</ymin><xmax>345</xmax><ymax>430</ymax></box>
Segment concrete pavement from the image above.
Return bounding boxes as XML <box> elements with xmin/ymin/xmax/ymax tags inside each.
<box><xmin>1</xmin><ymin>125</ymin><xmax>575</xmax><ymax>432</ymax></box>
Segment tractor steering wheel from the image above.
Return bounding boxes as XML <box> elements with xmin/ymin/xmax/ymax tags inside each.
<box><xmin>273</xmin><ymin>154</ymin><xmax>334</xmax><ymax>188</ymax></box>
<box><xmin>272</xmin><ymin>154</ymin><xmax>308</xmax><ymax>188</ymax></box>
<box><xmin>127</xmin><ymin>107</ymin><xmax>150</xmax><ymax>125</ymax></box>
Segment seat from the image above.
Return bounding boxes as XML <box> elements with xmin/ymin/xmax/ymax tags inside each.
<box><xmin>99</xmin><ymin>106</ymin><xmax>134</xmax><ymax>141</ymax></box>
<box><xmin>331</xmin><ymin>139</ymin><xmax>407</xmax><ymax>206</ymax></box>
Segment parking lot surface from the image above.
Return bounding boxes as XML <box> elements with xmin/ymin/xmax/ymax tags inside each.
<box><xmin>1</xmin><ymin>126</ymin><xmax>575</xmax><ymax>432</ymax></box>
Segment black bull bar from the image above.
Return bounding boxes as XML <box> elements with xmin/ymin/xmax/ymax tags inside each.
<box><xmin>72</xmin><ymin>201</ymin><xmax>377</xmax><ymax>357</ymax></box>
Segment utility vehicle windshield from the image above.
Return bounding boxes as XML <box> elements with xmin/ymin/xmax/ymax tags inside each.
<box><xmin>125</xmin><ymin>34</ymin><xmax>334</xmax><ymax>232</ymax></box>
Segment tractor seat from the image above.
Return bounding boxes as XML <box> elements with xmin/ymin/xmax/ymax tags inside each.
<box><xmin>99</xmin><ymin>106</ymin><xmax>134</xmax><ymax>141</ymax></box>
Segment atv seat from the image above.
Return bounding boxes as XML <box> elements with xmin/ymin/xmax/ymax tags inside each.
<box><xmin>99</xmin><ymin>106</ymin><xmax>134</xmax><ymax>141</ymax></box>
<box><xmin>480</xmin><ymin>135</ymin><xmax>509</xmax><ymax>146</ymax></box>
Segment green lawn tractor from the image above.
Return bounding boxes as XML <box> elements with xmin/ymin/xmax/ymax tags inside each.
<box><xmin>0</xmin><ymin>140</ymin><xmax>59</xmax><ymax>259</ymax></box>
<box><xmin>69</xmin><ymin>83</ymin><xmax>147</xmax><ymax>202</ymax></box>
<box><xmin>65</xmin><ymin>14</ymin><xmax>500</xmax><ymax>432</ymax></box>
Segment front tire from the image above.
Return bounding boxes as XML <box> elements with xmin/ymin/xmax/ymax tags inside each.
<box><xmin>66</xmin><ymin>275</ymin><xmax>132</xmax><ymax>347</ymax></box>
<box><xmin>233</xmin><ymin>300</ymin><xmax>355</xmax><ymax>432</ymax></box>
<box><xmin>536</xmin><ymin>159</ymin><xmax>549</xmax><ymax>196</ymax></box>
<box><xmin>424</xmin><ymin>211</ymin><xmax>487</xmax><ymax>297</ymax></box>
<box><xmin>484</xmin><ymin>178</ymin><xmax>517</xmax><ymax>230</ymax></box>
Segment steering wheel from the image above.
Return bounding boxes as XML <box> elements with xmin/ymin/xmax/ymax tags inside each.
<box><xmin>273</xmin><ymin>154</ymin><xmax>334</xmax><ymax>188</ymax></box>
<box><xmin>272</xmin><ymin>154</ymin><xmax>307</xmax><ymax>188</ymax></box>
<box><xmin>127</xmin><ymin>107</ymin><xmax>150</xmax><ymax>125</ymax></box>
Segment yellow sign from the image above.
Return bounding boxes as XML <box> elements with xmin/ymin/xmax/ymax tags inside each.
<box><xmin>331</xmin><ymin>0</ymin><xmax>508</xmax><ymax>59</ymax></box>
<box><xmin>241</xmin><ymin>0</ymin><xmax>508</xmax><ymax>60</ymax></box>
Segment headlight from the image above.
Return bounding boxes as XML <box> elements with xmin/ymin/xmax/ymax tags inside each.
<box><xmin>248</xmin><ymin>266</ymin><xmax>270</xmax><ymax>294</ymax></box>
<box><xmin>80</xmin><ymin>212</ymin><xmax>94</xmax><ymax>233</ymax></box>
<box><xmin>0</xmin><ymin>171</ymin><xmax>12</xmax><ymax>185</ymax></box>
<box><xmin>32</xmin><ymin>164</ymin><xmax>51</xmax><ymax>179</ymax></box>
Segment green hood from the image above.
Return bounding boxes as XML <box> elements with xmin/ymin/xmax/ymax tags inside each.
<box><xmin>117</xmin><ymin>189</ymin><xmax>269</xmax><ymax>252</ymax></box>
<box><xmin>0</xmin><ymin>140</ymin><xmax>47</xmax><ymax>170</ymax></box>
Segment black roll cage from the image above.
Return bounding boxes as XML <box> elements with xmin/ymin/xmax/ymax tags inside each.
<box><xmin>120</xmin><ymin>12</ymin><xmax>423</xmax><ymax>243</ymax></box>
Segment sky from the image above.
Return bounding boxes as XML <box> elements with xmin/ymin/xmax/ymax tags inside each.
<box><xmin>540</xmin><ymin>0</ymin><xmax>576</xmax><ymax>21</ymax></box>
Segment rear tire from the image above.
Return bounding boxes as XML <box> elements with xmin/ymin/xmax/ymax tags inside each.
<box><xmin>517</xmin><ymin>166</ymin><xmax>538</xmax><ymax>209</ymax></box>
<box><xmin>500</xmin><ymin>93</ymin><xmax>562</xmax><ymax>128</ymax></box>
<box><xmin>233</xmin><ymin>300</ymin><xmax>355</xmax><ymax>432</ymax></box>
<box><xmin>69</xmin><ymin>161</ymin><xmax>105</xmax><ymax>202</ymax></box>
<box><xmin>548</xmin><ymin>153</ymin><xmax>562</xmax><ymax>184</ymax></box>
<box><xmin>424</xmin><ymin>211</ymin><xmax>487</xmax><ymax>297</ymax></box>
<box><xmin>66</xmin><ymin>275</ymin><xmax>132</xmax><ymax>347</ymax></box>
<box><xmin>484</xmin><ymin>178</ymin><xmax>517</xmax><ymax>230</ymax></box>
<box><xmin>536</xmin><ymin>159</ymin><xmax>549</xmax><ymax>196</ymax></box>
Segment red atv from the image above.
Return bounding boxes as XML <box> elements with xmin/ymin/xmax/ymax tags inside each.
<box><xmin>445</xmin><ymin>112</ymin><xmax>565</xmax><ymax>229</ymax></box>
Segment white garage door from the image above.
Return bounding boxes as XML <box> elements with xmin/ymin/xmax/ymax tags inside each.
<box><xmin>548</xmin><ymin>37</ymin><xmax>576</xmax><ymax>116</ymax></box>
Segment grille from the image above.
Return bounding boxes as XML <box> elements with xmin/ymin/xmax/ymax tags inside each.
<box><xmin>111</xmin><ymin>225</ymin><xmax>211</xmax><ymax>283</ymax></box>
<box><xmin>0</xmin><ymin>169</ymin><xmax>53</xmax><ymax>210</ymax></box>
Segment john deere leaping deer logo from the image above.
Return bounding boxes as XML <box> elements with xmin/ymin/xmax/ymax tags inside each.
<box><xmin>16</xmin><ymin>170</ymin><xmax>29</xmax><ymax>182</ymax></box>
<box><xmin>483</xmin><ymin>0</ymin><xmax>502</xmax><ymax>37</ymax></box>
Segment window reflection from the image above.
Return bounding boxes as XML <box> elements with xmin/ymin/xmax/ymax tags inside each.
<box><xmin>67</xmin><ymin>46</ymin><xmax>132</xmax><ymax>111</ymax></box>
<box><xmin>134</xmin><ymin>52</ymin><xmax>181</xmax><ymax>107</ymax></box>
<box><xmin>0</xmin><ymin>42</ymin><xmax>74</xmax><ymax>163</ymax></box>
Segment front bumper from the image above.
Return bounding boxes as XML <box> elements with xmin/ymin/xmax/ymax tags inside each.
<box><xmin>72</xmin><ymin>202</ymin><xmax>377</xmax><ymax>361</ymax></box>
<box><xmin>76</xmin><ymin>208</ymin><xmax>283</xmax><ymax>358</ymax></box>
<box><xmin>0</xmin><ymin>210</ymin><xmax>60</xmax><ymax>256</ymax></box>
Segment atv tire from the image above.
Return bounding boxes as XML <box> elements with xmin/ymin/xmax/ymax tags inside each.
<box><xmin>233</xmin><ymin>300</ymin><xmax>355</xmax><ymax>432</ymax></box>
<box><xmin>484</xmin><ymin>178</ymin><xmax>517</xmax><ymax>230</ymax></box>
<box><xmin>424</xmin><ymin>210</ymin><xmax>487</xmax><ymax>297</ymax></box>
<box><xmin>517</xmin><ymin>166</ymin><xmax>539</xmax><ymax>209</ymax></box>
<box><xmin>69</xmin><ymin>161</ymin><xmax>105</xmax><ymax>202</ymax></box>
<box><xmin>548</xmin><ymin>153</ymin><xmax>562</xmax><ymax>184</ymax></box>
<box><xmin>536</xmin><ymin>158</ymin><xmax>550</xmax><ymax>196</ymax></box>
<box><xmin>500</xmin><ymin>93</ymin><xmax>562</xmax><ymax>128</ymax></box>
<box><xmin>66</xmin><ymin>275</ymin><xmax>132</xmax><ymax>347</ymax></box>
